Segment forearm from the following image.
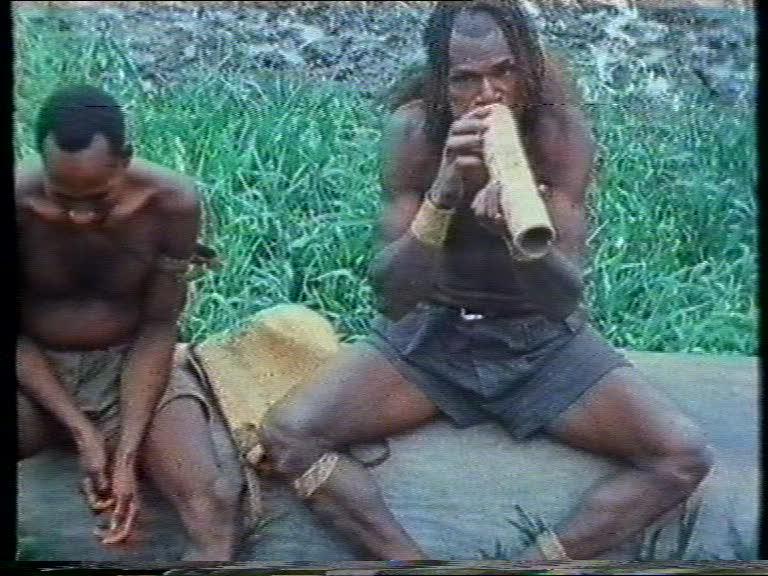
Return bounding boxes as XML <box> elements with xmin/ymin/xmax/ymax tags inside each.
<box><xmin>369</xmin><ymin>198</ymin><xmax>454</xmax><ymax>320</ymax></box>
<box><xmin>16</xmin><ymin>336</ymin><xmax>96</xmax><ymax>440</ymax></box>
<box><xmin>508</xmin><ymin>245</ymin><xmax>585</xmax><ymax>320</ymax></box>
<box><xmin>369</xmin><ymin>236</ymin><xmax>440</xmax><ymax>319</ymax></box>
<box><xmin>114</xmin><ymin>324</ymin><xmax>176</xmax><ymax>465</ymax></box>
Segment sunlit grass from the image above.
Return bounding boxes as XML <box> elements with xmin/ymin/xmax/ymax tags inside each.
<box><xmin>14</xmin><ymin>8</ymin><xmax>757</xmax><ymax>354</ymax></box>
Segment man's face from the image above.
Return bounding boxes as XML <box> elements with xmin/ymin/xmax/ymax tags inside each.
<box><xmin>42</xmin><ymin>133</ymin><xmax>130</xmax><ymax>227</ymax></box>
<box><xmin>447</xmin><ymin>10</ymin><xmax>525</xmax><ymax>119</ymax></box>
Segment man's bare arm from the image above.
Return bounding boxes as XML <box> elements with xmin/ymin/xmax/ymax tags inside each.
<box><xmin>113</xmin><ymin>183</ymin><xmax>200</xmax><ymax>468</ymax></box>
<box><xmin>16</xmin><ymin>337</ymin><xmax>100</xmax><ymax>445</ymax></box>
<box><xmin>17</xmin><ymin>338</ymin><xmax>117</xmax><ymax>509</ymax></box>
<box><xmin>17</xmin><ymin>171</ymin><xmax>117</xmax><ymax>507</ymax></box>
<box><xmin>98</xmin><ymin>182</ymin><xmax>199</xmax><ymax>543</ymax></box>
<box><xmin>368</xmin><ymin>105</ymin><xmax>444</xmax><ymax>320</ymax></box>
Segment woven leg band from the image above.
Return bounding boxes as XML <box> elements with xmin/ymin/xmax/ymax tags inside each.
<box><xmin>409</xmin><ymin>198</ymin><xmax>455</xmax><ymax>248</ymax></box>
<box><xmin>535</xmin><ymin>529</ymin><xmax>571</xmax><ymax>561</ymax></box>
<box><xmin>293</xmin><ymin>452</ymin><xmax>341</xmax><ymax>499</ymax></box>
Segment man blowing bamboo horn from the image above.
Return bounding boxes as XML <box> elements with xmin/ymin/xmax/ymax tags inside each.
<box><xmin>260</xmin><ymin>0</ymin><xmax>714</xmax><ymax>561</ymax></box>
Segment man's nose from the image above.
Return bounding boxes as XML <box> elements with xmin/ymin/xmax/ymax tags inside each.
<box><xmin>474</xmin><ymin>76</ymin><xmax>502</xmax><ymax>105</ymax></box>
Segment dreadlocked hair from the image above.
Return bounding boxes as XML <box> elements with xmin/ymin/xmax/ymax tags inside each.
<box><xmin>422</xmin><ymin>0</ymin><xmax>545</xmax><ymax>147</ymax></box>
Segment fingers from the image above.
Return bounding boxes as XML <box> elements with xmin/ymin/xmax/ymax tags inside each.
<box><xmin>454</xmin><ymin>155</ymin><xmax>484</xmax><ymax>170</ymax></box>
<box><xmin>450</xmin><ymin>117</ymin><xmax>488</xmax><ymax>136</ymax></box>
<box><xmin>437</xmin><ymin>105</ymin><xmax>499</xmax><ymax>201</ymax></box>
<box><xmin>98</xmin><ymin>497</ymin><xmax>138</xmax><ymax>545</ymax></box>
<box><xmin>446</xmin><ymin>106</ymin><xmax>498</xmax><ymax>161</ymax></box>
<box><xmin>80</xmin><ymin>476</ymin><xmax>115</xmax><ymax>512</ymax></box>
<box><xmin>472</xmin><ymin>181</ymin><xmax>507</xmax><ymax>235</ymax></box>
<box><xmin>90</xmin><ymin>495</ymin><xmax>116</xmax><ymax>512</ymax></box>
<box><xmin>472</xmin><ymin>181</ymin><xmax>502</xmax><ymax>215</ymax></box>
<box><xmin>444</xmin><ymin>132</ymin><xmax>484</xmax><ymax>179</ymax></box>
<box><xmin>445</xmin><ymin>133</ymin><xmax>483</xmax><ymax>157</ymax></box>
<box><xmin>464</xmin><ymin>104</ymin><xmax>495</xmax><ymax>120</ymax></box>
<box><xmin>489</xmin><ymin>182</ymin><xmax>504</xmax><ymax>220</ymax></box>
<box><xmin>470</xmin><ymin>182</ymin><xmax>486</xmax><ymax>214</ymax></box>
<box><xmin>94</xmin><ymin>469</ymin><xmax>110</xmax><ymax>494</ymax></box>
<box><xmin>110</xmin><ymin>491</ymin><xmax>128</xmax><ymax>531</ymax></box>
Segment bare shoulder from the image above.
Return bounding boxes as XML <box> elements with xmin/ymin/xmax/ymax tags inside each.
<box><xmin>128</xmin><ymin>159</ymin><xmax>200</xmax><ymax>256</ymax></box>
<box><xmin>386</xmin><ymin>99</ymin><xmax>429</xmax><ymax>148</ymax></box>
<box><xmin>381</xmin><ymin>99</ymin><xmax>438</xmax><ymax>197</ymax></box>
<box><xmin>14</xmin><ymin>160</ymin><xmax>43</xmax><ymax>208</ymax></box>
<box><xmin>526</xmin><ymin>51</ymin><xmax>596</xmax><ymax>195</ymax></box>
<box><xmin>130</xmin><ymin>158</ymin><xmax>200</xmax><ymax>217</ymax></box>
<box><xmin>535</xmin><ymin>50</ymin><xmax>594</xmax><ymax>138</ymax></box>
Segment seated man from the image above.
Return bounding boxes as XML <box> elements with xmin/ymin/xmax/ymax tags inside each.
<box><xmin>17</xmin><ymin>85</ymin><xmax>241</xmax><ymax>561</ymax></box>
<box><xmin>260</xmin><ymin>0</ymin><xmax>714</xmax><ymax>561</ymax></box>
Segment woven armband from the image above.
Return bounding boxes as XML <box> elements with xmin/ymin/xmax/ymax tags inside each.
<box><xmin>409</xmin><ymin>198</ymin><xmax>455</xmax><ymax>248</ymax></box>
<box><xmin>156</xmin><ymin>254</ymin><xmax>192</xmax><ymax>279</ymax></box>
<box><xmin>293</xmin><ymin>452</ymin><xmax>340</xmax><ymax>499</ymax></box>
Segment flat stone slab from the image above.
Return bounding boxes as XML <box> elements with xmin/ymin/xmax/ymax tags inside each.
<box><xmin>17</xmin><ymin>351</ymin><xmax>758</xmax><ymax>561</ymax></box>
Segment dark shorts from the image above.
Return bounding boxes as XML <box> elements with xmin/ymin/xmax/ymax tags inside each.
<box><xmin>365</xmin><ymin>303</ymin><xmax>633</xmax><ymax>440</ymax></box>
<box><xmin>42</xmin><ymin>345</ymin><xmax>229</xmax><ymax>447</ymax></box>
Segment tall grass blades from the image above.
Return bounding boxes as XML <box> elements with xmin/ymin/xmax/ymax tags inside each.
<box><xmin>14</xmin><ymin>8</ymin><xmax>756</xmax><ymax>354</ymax></box>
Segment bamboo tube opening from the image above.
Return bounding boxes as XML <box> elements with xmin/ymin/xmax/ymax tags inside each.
<box><xmin>513</xmin><ymin>225</ymin><xmax>555</xmax><ymax>259</ymax></box>
<box><xmin>483</xmin><ymin>103</ymin><xmax>556</xmax><ymax>260</ymax></box>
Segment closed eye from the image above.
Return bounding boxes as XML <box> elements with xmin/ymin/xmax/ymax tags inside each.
<box><xmin>450</xmin><ymin>72</ymin><xmax>477</xmax><ymax>82</ymax></box>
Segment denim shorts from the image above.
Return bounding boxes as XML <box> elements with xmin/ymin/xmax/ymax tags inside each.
<box><xmin>365</xmin><ymin>303</ymin><xmax>633</xmax><ymax>440</ymax></box>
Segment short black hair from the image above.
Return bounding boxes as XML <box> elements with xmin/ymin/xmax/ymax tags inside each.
<box><xmin>421</xmin><ymin>1</ymin><xmax>545</xmax><ymax>146</ymax></box>
<box><xmin>35</xmin><ymin>85</ymin><xmax>127</xmax><ymax>157</ymax></box>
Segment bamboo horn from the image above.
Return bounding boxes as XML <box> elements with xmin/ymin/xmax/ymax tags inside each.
<box><xmin>483</xmin><ymin>103</ymin><xmax>555</xmax><ymax>260</ymax></box>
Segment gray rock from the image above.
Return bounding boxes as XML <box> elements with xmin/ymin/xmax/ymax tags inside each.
<box><xmin>302</xmin><ymin>37</ymin><xmax>347</xmax><ymax>68</ymax></box>
<box><xmin>18</xmin><ymin>351</ymin><xmax>758</xmax><ymax>561</ymax></box>
<box><xmin>18</xmin><ymin>3</ymin><xmax>753</xmax><ymax>109</ymax></box>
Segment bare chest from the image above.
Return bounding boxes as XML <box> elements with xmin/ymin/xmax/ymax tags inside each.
<box><xmin>21</xmin><ymin>217</ymin><xmax>158</xmax><ymax>299</ymax></box>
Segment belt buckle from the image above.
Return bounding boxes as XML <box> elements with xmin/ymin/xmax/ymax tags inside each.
<box><xmin>459</xmin><ymin>307</ymin><xmax>485</xmax><ymax>321</ymax></box>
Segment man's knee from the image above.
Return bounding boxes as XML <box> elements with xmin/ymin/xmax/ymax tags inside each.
<box><xmin>644</xmin><ymin>434</ymin><xmax>715</xmax><ymax>495</ymax></box>
<box><xmin>213</xmin><ymin>476</ymin><xmax>242</xmax><ymax>513</ymax></box>
<box><xmin>174</xmin><ymin>474</ymin><xmax>241</xmax><ymax>519</ymax></box>
<box><xmin>260</xmin><ymin>408</ymin><xmax>334</xmax><ymax>478</ymax></box>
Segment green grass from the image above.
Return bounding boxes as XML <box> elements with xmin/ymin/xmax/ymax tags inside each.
<box><xmin>14</xmin><ymin>8</ymin><xmax>757</xmax><ymax>355</ymax></box>
<box><xmin>477</xmin><ymin>498</ymin><xmax>758</xmax><ymax>562</ymax></box>
<box><xmin>580</xmin><ymin>68</ymin><xmax>757</xmax><ymax>355</ymax></box>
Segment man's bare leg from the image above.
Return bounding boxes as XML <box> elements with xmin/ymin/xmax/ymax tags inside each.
<box><xmin>525</xmin><ymin>366</ymin><xmax>714</xmax><ymax>560</ymax></box>
<box><xmin>261</xmin><ymin>343</ymin><xmax>439</xmax><ymax>560</ymax></box>
<box><xmin>142</xmin><ymin>395</ymin><xmax>242</xmax><ymax>561</ymax></box>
